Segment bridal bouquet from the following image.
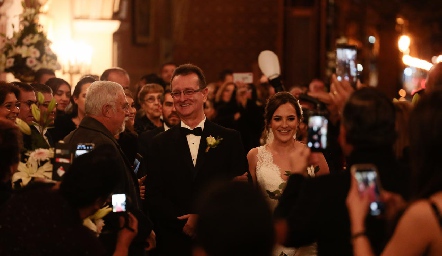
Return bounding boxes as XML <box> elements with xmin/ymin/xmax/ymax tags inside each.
<box><xmin>0</xmin><ymin>1</ymin><xmax>60</xmax><ymax>82</ymax></box>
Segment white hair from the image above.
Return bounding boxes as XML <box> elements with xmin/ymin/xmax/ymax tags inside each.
<box><xmin>85</xmin><ymin>81</ymin><xmax>124</xmax><ymax>116</ymax></box>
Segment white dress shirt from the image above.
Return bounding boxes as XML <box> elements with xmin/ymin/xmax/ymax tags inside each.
<box><xmin>181</xmin><ymin>118</ymin><xmax>206</xmax><ymax>166</ymax></box>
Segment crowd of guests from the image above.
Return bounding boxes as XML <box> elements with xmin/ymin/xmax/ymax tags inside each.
<box><xmin>0</xmin><ymin>61</ymin><xmax>442</xmax><ymax>256</ymax></box>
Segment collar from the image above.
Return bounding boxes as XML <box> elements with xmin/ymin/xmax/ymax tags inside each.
<box><xmin>181</xmin><ymin>117</ymin><xmax>206</xmax><ymax>131</ymax></box>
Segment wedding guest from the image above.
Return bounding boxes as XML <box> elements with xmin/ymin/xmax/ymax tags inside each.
<box><xmin>101</xmin><ymin>67</ymin><xmax>130</xmax><ymax>90</ymax></box>
<box><xmin>64</xmin><ymin>81</ymin><xmax>154</xmax><ymax>255</ymax></box>
<box><xmin>13</xmin><ymin>82</ymin><xmax>36</xmax><ymax>125</ymax></box>
<box><xmin>346</xmin><ymin>90</ymin><xmax>442</xmax><ymax>256</ymax></box>
<box><xmin>0</xmin><ymin>145</ymin><xmax>138</xmax><ymax>255</ymax></box>
<box><xmin>213</xmin><ymin>82</ymin><xmax>239</xmax><ymax>129</ymax></box>
<box><xmin>135</xmin><ymin>74</ymin><xmax>164</xmax><ymax>110</ymax></box>
<box><xmin>0</xmin><ymin>118</ymin><xmax>22</xmax><ymax>205</ymax></box>
<box><xmin>34</xmin><ymin>68</ymin><xmax>55</xmax><ymax>84</ymax></box>
<box><xmin>160</xmin><ymin>62</ymin><xmax>177</xmax><ymax>87</ymax></box>
<box><xmin>134</xmin><ymin>84</ymin><xmax>163</xmax><ymax>134</ymax></box>
<box><xmin>248</xmin><ymin>92</ymin><xmax>328</xmax><ymax>255</ymax></box>
<box><xmin>138</xmin><ymin>89</ymin><xmax>180</xmax><ymax>159</ymax></box>
<box><xmin>13</xmin><ymin>82</ymin><xmax>50</xmax><ymax>151</ymax></box>
<box><xmin>51</xmin><ymin>76</ymin><xmax>96</xmax><ymax>143</ymax></box>
<box><xmin>274</xmin><ymin>87</ymin><xmax>410</xmax><ymax>256</ymax></box>
<box><xmin>30</xmin><ymin>83</ymin><xmax>55</xmax><ymax>147</ymax></box>
<box><xmin>425</xmin><ymin>62</ymin><xmax>442</xmax><ymax>93</ymax></box>
<box><xmin>0</xmin><ymin>82</ymin><xmax>20</xmax><ymax>123</ymax></box>
<box><xmin>116</xmin><ymin>90</ymin><xmax>138</xmax><ymax>164</ymax></box>
<box><xmin>146</xmin><ymin>64</ymin><xmax>248</xmax><ymax>256</ymax></box>
<box><xmin>45</xmin><ymin>77</ymin><xmax>71</xmax><ymax>113</ymax></box>
<box><xmin>193</xmin><ymin>182</ymin><xmax>274</xmax><ymax>256</ymax></box>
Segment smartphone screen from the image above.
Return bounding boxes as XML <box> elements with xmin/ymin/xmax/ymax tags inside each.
<box><xmin>336</xmin><ymin>44</ymin><xmax>357</xmax><ymax>88</ymax></box>
<box><xmin>75</xmin><ymin>143</ymin><xmax>94</xmax><ymax>158</ymax></box>
<box><xmin>112</xmin><ymin>194</ymin><xmax>127</xmax><ymax>212</ymax></box>
<box><xmin>52</xmin><ymin>141</ymin><xmax>72</xmax><ymax>181</ymax></box>
<box><xmin>307</xmin><ymin>115</ymin><xmax>328</xmax><ymax>152</ymax></box>
<box><xmin>351</xmin><ymin>164</ymin><xmax>384</xmax><ymax>216</ymax></box>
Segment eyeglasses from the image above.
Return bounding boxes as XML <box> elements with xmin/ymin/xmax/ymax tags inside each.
<box><xmin>22</xmin><ymin>100</ymin><xmax>37</xmax><ymax>108</ymax></box>
<box><xmin>144</xmin><ymin>95</ymin><xmax>162</xmax><ymax>103</ymax></box>
<box><xmin>170</xmin><ymin>88</ymin><xmax>203</xmax><ymax>99</ymax></box>
<box><xmin>2</xmin><ymin>102</ymin><xmax>21</xmax><ymax>111</ymax></box>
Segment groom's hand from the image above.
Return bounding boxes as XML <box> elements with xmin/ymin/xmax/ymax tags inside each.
<box><xmin>177</xmin><ymin>214</ymin><xmax>198</xmax><ymax>238</ymax></box>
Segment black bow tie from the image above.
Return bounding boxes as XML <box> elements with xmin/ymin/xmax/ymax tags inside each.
<box><xmin>180</xmin><ymin>127</ymin><xmax>203</xmax><ymax>136</ymax></box>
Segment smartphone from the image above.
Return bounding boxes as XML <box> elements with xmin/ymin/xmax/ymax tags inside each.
<box><xmin>133</xmin><ymin>153</ymin><xmax>142</xmax><ymax>175</ymax></box>
<box><xmin>52</xmin><ymin>141</ymin><xmax>72</xmax><ymax>181</ymax></box>
<box><xmin>112</xmin><ymin>194</ymin><xmax>127</xmax><ymax>213</ymax></box>
<box><xmin>336</xmin><ymin>44</ymin><xmax>358</xmax><ymax>88</ymax></box>
<box><xmin>307</xmin><ymin>115</ymin><xmax>328</xmax><ymax>152</ymax></box>
<box><xmin>75</xmin><ymin>143</ymin><xmax>94</xmax><ymax>158</ymax></box>
<box><xmin>351</xmin><ymin>164</ymin><xmax>384</xmax><ymax>216</ymax></box>
<box><xmin>233</xmin><ymin>72</ymin><xmax>253</xmax><ymax>84</ymax></box>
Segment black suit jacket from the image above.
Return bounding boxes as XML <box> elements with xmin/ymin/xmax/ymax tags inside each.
<box><xmin>146</xmin><ymin>120</ymin><xmax>247</xmax><ymax>255</ymax></box>
<box><xmin>275</xmin><ymin>147</ymin><xmax>409</xmax><ymax>256</ymax></box>
<box><xmin>64</xmin><ymin>116</ymin><xmax>153</xmax><ymax>255</ymax></box>
<box><xmin>138</xmin><ymin>126</ymin><xmax>165</xmax><ymax>162</ymax></box>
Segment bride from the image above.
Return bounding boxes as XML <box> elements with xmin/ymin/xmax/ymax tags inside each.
<box><xmin>247</xmin><ymin>92</ymin><xmax>329</xmax><ymax>256</ymax></box>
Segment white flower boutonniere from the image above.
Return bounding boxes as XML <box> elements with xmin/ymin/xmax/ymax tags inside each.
<box><xmin>205</xmin><ymin>135</ymin><xmax>223</xmax><ymax>152</ymax></box>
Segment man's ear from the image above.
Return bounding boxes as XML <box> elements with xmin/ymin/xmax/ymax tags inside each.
<box><xmin>102</xmin><ymin>104</ymin><xmax>112</xmax><ymax>118</ymax></box>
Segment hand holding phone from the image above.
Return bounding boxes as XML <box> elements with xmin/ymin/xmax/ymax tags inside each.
<box><xmin>350</xmin><ymin>164</ymin><xmax>384</xmax><ymax>216</ymax></box>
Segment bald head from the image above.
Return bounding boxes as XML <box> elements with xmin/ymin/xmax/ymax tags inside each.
<box><xmin>101</xmin><ymin>67</ymin><xmax>130</xmax><ymax>90</ymax></box>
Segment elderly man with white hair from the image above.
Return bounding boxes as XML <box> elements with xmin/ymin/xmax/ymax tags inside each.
<box><xmin>64</xmin><ymin>80</ymin><xmax>155</xmax><ymax>255</ymax></box>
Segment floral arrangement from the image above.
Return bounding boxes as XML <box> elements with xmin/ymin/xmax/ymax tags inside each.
<box><xmin>12</xmin><ymin>147</ymin><xmax>53</xmax><ymax>187</ymax></box>
<box><xmin>0</xmin><ymin>1</ymin><xmax>60</xmax><ymax>82</ymax></box>
<box><xmin>206</xmin><ymin>135</ymin><xmax>223</xmax><ymax>152</ymax></box>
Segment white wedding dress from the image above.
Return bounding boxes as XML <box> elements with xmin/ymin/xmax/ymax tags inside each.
<box><xmin>256</xmin><ymin>145</ymin><xmax>317</xmax><ymax>256</ymax></box>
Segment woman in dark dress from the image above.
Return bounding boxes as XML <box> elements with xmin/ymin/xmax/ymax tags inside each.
<box><xmin>50</xmin><ymin>76</ymin><xmax>96</xmax><ymax>142</ymax></box>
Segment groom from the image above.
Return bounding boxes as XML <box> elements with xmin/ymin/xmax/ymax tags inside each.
<box><xmin>146</xmin><ymin>64</ymin><xmax>247</xmax><ymax>256</ymax></box>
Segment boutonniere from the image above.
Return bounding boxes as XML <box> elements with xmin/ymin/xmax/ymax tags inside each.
<box><xmin>205</xmin><ymin>135</ymin><xmax>223</xmax><ymax>152</ymax></box>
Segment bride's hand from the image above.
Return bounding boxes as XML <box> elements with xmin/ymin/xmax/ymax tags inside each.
<box><xmin>288</xmin><ymin>144</ymin><xmax>310</xmax><ymax>175</ymax></box>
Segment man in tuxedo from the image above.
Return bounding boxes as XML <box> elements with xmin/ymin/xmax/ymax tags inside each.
<box><xmin>138</xmin><ymin>89</ymin><xmax>180</xmax><ymax>161</ymax></box>
<box><xmin>146</xmin><ymin>64</ymin><xmax>248</xmax><ymax>256</ymax></box>
<box><xmin>64</xmin><ymin>81</ymin><xmax>155</xmax><ymax>255</ymax></box>
<box><xmin>274</xmin><ymin>87</ymin><xmax>410</xmax><ymax>256</ymax></box>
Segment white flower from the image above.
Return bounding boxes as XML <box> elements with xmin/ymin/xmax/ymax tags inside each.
<box><xmin>5</xmin><ymin>58</ymin><xmax>14</xmax><ymax>68</ymax></box>
<box><xmin>29</xmin><ymin>46</ymin><xmax>40</xmax><ymax>58</ymax></box>
<box><xmin>26</xmin><ymin>57</ymin><xmax>37</xmax><ymax>67</ymax></box>
<box><xmin>22</xmin><ymin>35</ymin><xmax>32</xmax><ymax>45</ymax></box>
